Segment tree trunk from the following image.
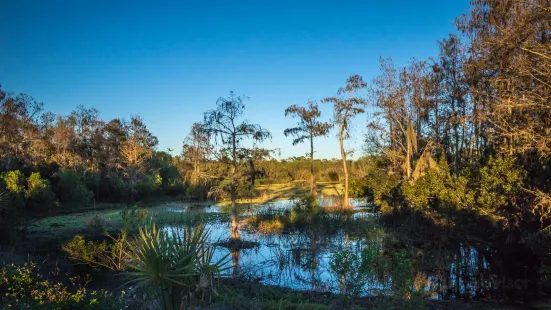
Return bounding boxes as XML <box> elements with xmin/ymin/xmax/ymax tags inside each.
<box><xmin>230</xmin><ymin>134</ymin><xmax>240</xmax><ymax>240</ymax></box>
<box><xmin>310</xmin><ymin>135</ymin><xmax>316</xmax><ymax>196</ymax></box>
<box><xmin>339</xmin><ymin>127</ymin><xmax>350</xmax><ymax>208</ymax></box>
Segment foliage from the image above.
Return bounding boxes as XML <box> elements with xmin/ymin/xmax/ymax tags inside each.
<box><xmin>284</xmin><ymin>100</ymin><xmax>332</xmax><ymax>196</ymax></box>
<box><xmin>119</xmin><ymin>205</ymin><xmax>147</xmax><ymax>233</ymax></box>
<box><xmin>290</xmin><ymin>195</ymin><xmax>320</xmax><ymax>225</ymax></box>
<box><xmin>330</xmin><ymin>249</ymin><xmax>369</xmax><ymax>297</ymax></box>
<box><xmin>322</xmin><ymin>75</ymin><xmax>368</xmax><ymax>208</ymax></box>
<box><xmin>62</xmin><ymin>233</ymin><xmax>131</xmax><ymax>271</ymax></box>
<box><xmin>258</xmin><ymin>219</ymin><xmax>284</xmax><ymax>234</ymax></box>
<box><xmin>203</xmin><ymin>91</ymin><xmax>271</xmax><ymax>240</ymax></box>
<box><xmin>137</xmin><ymin>172</ymin><xmax>162</xmax><ymax>199</ymax></box>
<box><xmin>0</xmin><ymin>262</ymin><xmax>126</xmax><ymax>309</ymax></box>
<box><xmin>125</xmin><ymin>223</ymin><xmax>229</xmax><ymax>310</ymax></box>
<box><xmin>57</xmin><ymin>169</ymin><xmax>93</xmax><ymax>207</ymax></box>
<box><xmin>2</xmin><ymin>170</ymin><xmax>24</xmax><ymax>195</ymax></box>
<box><xmin>348</xmin><ymin>179</ymin><xmax>371</xmax><ymax>198</ymax></box>
<box><xmin>85</xmin><ymin>214</ymin><xmax>108</xmax><ymax>233</ymax></box>
<box><xmin>402</xmin><ymin>160</ymin><xmax>474</xmax><ymax>211</ymax></box>
<box><xmin>25</xmin><ymin>172</ymin><xmax>56</xmax><ymax>210</ymax></box>
<box><xmin>0</xmin><ymin>170</ymin><xmax>56</xmax><ymax>210</ymax></box>
<box><xmin>477</xmin><ymin>156</ymin><xmax>523</xmax><ymax>214</ymax></box>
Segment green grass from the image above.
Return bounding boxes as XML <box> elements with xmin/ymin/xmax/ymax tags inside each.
<box><xmin>28</xmin><ymin>202</ymin><xmax>227</xmax><ymax>245</ymax></box>
<box><xmin>217</xmin><ymin>181</ymin><xmax>344</xmax><ymax>206</ymax></box>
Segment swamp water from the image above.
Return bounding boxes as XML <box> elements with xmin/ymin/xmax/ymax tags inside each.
<box><xmin>164</xmin><ymin>198</ymin><xmax>540</xmax><ymax>301</ymax></box>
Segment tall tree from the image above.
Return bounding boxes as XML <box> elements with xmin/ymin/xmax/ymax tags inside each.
<box><xmin>120</xmin><ymin>116</ymin><xmax>157</xmax><ymax>202</ymax></box>
<box><xmin>437</xmin><ymin>35</ymin><xmax>469</xmax><ymax>174</ymax></box>
<box><xmin>203</xmin><ymin>92</ymin><xmax>271</xmax><ymax>240</ymax></box>
<box><xmin>322</xmin><ymin>75</ymin><xmax>368</xmax><ymax>208</ymax></box>
<box><xmin>182</xmin><ymin>122</ymin><xmax>211</xmax><ymax>185</ymax></box>
<box><xmin>0</xmin><ymin>88</ymin><xmax>43</xmax><ymax>170</ymax></box>
<box><xmin>458</xmin><ymin>0</ymin><xmax>551</xmax><ymax>156</ymax></box>
<box><xmin>284</xmin><ymin>100</ymin><xmax>331</xmax><ymax>196</ymax></box>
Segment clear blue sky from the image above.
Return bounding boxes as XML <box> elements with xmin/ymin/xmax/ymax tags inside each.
<box><xmin>0</xmin><ymin>0</ymin><xmax>470</xmax><ymax>159</ymax></box>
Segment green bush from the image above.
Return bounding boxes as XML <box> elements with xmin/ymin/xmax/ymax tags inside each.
<box><xmin>62</xmin><ymin>233</ymin><xmax>130</xmax><ymax>271</ymax></box>
<box><xmin>290</xmin><ymin>195</ymin><xmax>319</xmax><ymax>225</ymax></box>
<box><xmin>477</xmin><ymin>156</ymin><xmax>523</xmax><ymax>214</ymax></box>
<box><xmin>402</xmin><ymin>158</ymin><xmax>475</xmax><ymax>211</ymax></box>
<box><xmin>0</xmin><ymin>262</ymin><xmax>126</xmax><ymax>309</ymax></box>
<box><xmin>120</xmin><ymin>205</ymin><xmax>147</xmax><ymax>232</ymax></box>
<box><xmin>0</xmin><ymin>171</ymin><xmax>56</xmax><ymax>211</ymax></box>
<box><xmin>349</xmin><ymin>178</ymin><xmax>372</xmax><ymax>198</ymax></box>
<box><xmin>25</xmin><ymin>172</ymin><xmax>56</xmax><ymax>210</ymax></box>
<box><xmin>57</xmin><ymin>169</ymin><xmax>93</xmax><ymax>207</ymax></box>
<box><xmin>2</xmin><ymin>170</ymin><xmax>24</xmax><ymax>195</ymax></box>
<box><xmin>136</xmin><ymin>172</ymin><xmax>162</xmax><ymax>199</ymax></box>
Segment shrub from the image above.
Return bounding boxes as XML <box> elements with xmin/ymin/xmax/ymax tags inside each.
<box><xmin>85</xmin><ymin>214</ymin><xmax>108</xmax><ymax>233</ymax></box>
<box><xmin>327</xmin><ymin>171</ymin><xmax>340</xmax><ymax>182</ymax></box>
<box><xmin>0</xmin><ymin>262</ymin><xmax>126</xmax><ymax>309</ymax></box>
<box><xmin>349</xmin><ymin>178</ymin><xmax>372</xmax><ymax>198</ymax></box>
<box><xmin>402</xmin><ymin>159</ymin><xmax>475</xmax><ymax>212</ymax></box>
<box><xmin>120</xmin><ymin>205</ymin><xmax>147</xmax><ymax>233</ymax></box>
<box><xmin>136</xmin><ymin>172</ymin><xmax>162</xmax><ymax>199</ymax></box>
<box><xmin>25</xmin><ymin>172</ymin><xmax>56</xmax><ymax>210</ymax></box>
<box><xmin>57</xmin><ymin>169</ymin><xmax>93</xmax><ymax>207</ymax></box>
<box><xmin>477</xmin><ymin>156</ymin><xmax>523</xmax><ymax>214</ymax></box>
<box><xmin>62</xmin><ymin>233</ymin><xmax>130</xmax><ymax>271</ymax></box>
<box><xmin>290</xmin><ymin>195</ymin><xmax>319</xmax><ymax>226</ymax></box>
<box><xmin>126</xmin><ymin>223</ymin><xmax>228</xmax><ymax>310</ymax></box>
<box><xmin>2</xmin><ymin>170</ymin><xmax>24</xmax><ymax>195</ymax></box>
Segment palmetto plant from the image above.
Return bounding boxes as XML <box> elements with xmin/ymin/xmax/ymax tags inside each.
<box><xmin>125</xmin><ymin>223</ymin><xmax>228</xmax><ymax>310</ymax></box>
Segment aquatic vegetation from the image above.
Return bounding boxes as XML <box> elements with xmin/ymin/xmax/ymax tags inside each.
<box><xmin>258</xmin><ymin>219</ymin><xmax>284</xmax><ymax>233</ymax></box>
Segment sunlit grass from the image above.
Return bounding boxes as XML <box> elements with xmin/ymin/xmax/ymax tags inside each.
<box><xmin>258</xmin><ymin>219</ymin><xmax>284</xmax><ymax>233</ymax></box>
<box><xmin>217</xmin><ymin>181</ymin><xmax>343</xmax><ymax>206</ymax></box>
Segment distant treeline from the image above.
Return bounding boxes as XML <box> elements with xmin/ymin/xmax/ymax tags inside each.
<box><xmin>0</xmin><ymin>92</ymin><xmax>369</xmax><ymax>212</ymax></box>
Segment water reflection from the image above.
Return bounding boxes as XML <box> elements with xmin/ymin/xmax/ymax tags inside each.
<box><xmin>164</xmin><ymin>199</ymin><xmax>538</xmax><ymax>300</ymax></box>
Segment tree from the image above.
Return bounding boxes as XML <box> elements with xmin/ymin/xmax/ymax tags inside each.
<box><xmin>182</xmin><ymin>122</ymin><xmax>211</xmax><ymax>185</ymax></box>
<box><xmin>203</xmin><ymin>92</ymin><xmax>271</xmax><ymax>240</ymax></box>
<box><xmin>0</xmin><ymin>88</ymin><xmax>43</xmax><ymax>170</ymax></box>
<box><xmin>437</xmin><ymin>35</ymin><xmax>469</xmax><ymax>174</ymax></box>
<box><xmin>458</xmin><ymin>0</ymin><xmax>551</xmax><ymax>156</ymax></box>
<box><xmin>323</xmin><ymin>75</ymin><xmax>367</xmax><ymax>208</ymax></box>
<box><xmin>284</xmin><ymin>100</ymin><xmax>331</xmax><ymax>196</ymax></box>
<box><xmin>120</xmin><ymin>116</ymin><xmax>157</xmax><ymax>202</ymax></box>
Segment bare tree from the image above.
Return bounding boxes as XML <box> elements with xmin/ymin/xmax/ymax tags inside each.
<box><xmin>284</xmin><ymin>100</ymin><xmax>332</xmax><ymax>196</ymax></box>
<box><xmin>203</xmin><ymin>92</ymin><xmax>271</xmax><ymax>240</ymax></box>
<box><xmin>322</xmin><ymin>75</ymin><xmax>368</xmax><ymax>208</ymax></box>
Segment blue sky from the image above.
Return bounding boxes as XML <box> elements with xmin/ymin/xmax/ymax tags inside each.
<box><xmin>0</xmin><ymin>0</ymin><xmax>470</xmax><ymax>159</ymax></box>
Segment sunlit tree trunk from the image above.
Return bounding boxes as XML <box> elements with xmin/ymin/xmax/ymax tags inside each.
<box><xmin>339</xmin><ymin>126</ymin><xmax>350</xmax><ymax>208</ymax></box>
<box><xmin>310</xmin><ymin>134</ymin><xmax>316</xmax><ymax>196</ymax></box>
<box><xmin>230</xmin><ymin>133</ymin><xmax>240</xmax><ymax>240</ymax></box>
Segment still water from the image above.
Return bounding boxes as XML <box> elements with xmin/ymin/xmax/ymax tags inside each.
<box><xmin>166</xmin><ymin>198</ymin><xmax>538</xmax><ymax>300</ymax></box>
